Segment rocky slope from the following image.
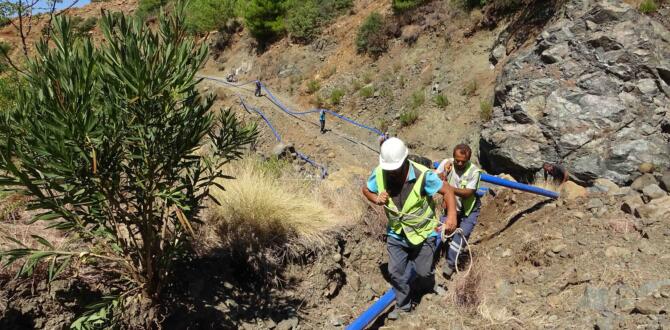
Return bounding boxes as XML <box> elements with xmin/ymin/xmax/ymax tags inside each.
<box><xmin>480</xmin><ymin>0</ymin><xmax>670</xmax><ymax>185</ymax></box>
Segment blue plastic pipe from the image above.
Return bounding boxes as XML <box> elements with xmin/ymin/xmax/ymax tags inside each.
<box><xmin>346</xmin><ymin>235</ymin><xmax>443</xmax><ymax>330</ymax></box>
<box><xmin>480</xmin><ymin>173</ymin><xmax>559</xmax><ymax>199</ymax></box>
<box><xmin>346</xmin><ymin>175</ymin><xmax>558</xmax><ymax>330</ymax></box>
<box><xmin>345</xmin><ymin>289</ymin><xmax>396</xmax><ymax>330</ymax></box>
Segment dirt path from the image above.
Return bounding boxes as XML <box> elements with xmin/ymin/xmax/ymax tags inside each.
<box><xmin>201</xmin><ymin>75</ymin><xmax>382</xmax><ymax>177</ymax></box>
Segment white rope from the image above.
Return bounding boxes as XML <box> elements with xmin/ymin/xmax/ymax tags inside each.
<box><xmin>441</xmin><ymin>227</ymin><xmax>473</xmax><ymax>276</ymax></box>
<box><xmin>381</xmin><ymin>206</ymin><xmax>474</xmax><ymax>277</ymax></box>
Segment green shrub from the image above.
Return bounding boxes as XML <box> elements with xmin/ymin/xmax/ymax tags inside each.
<box><xmin>0</xmin><ymin>41</ymin><xmax>11</xmax><ymax>73</ymax></box>
<box><xmin>400</xmin><ymin>110</ymin><xmax>418</xmax><ymax>127</ymax></box>
<box><xmin>311</xmin><ymin>93</ymin><xmax>325</xmax><ymax>107</ymax></box>
<box><xmin>362</xmin><ymin>72</ymin><xmax>373</xmax><ymax>84</ymax></box>
<box><xmin>185</xmin><ymin>0</ymin><xmax>237</xmax><ymax>34</ymax></box>
<box><xmin>462</xmin><ymin>79</ymin><xmax>478</xmax><ymax>97</ymax></box>
<box><xmin>285</xmin><ymin>0</ymin><xmax>321</xmax><ymax>42</ymax></box>
<box><xmin>0</xmin><ymin>10</ymin><xmax>257</xmax><ymax>327</ymax></box>
<box><xmin>359</xmin><ymin>85</ymin><xmax>374</xmax><ymax>98</ymax></box>
<box><xmin>351</xmin><ymin>79</ymin><xmax>362</xmax><ymax>92</ymax></box>
<box><xmin>329</xmin><ymin>88</ymin><xmax>345</xmax><ymax>105</ymax></box>
<box><xmin>0</xmin><ymin>73</ymin><xmax>21</xmax><ymax>110</ymax></box>
<box><xmin>136</xmin><ymin>0</ymin><xmax>169</xmax><ymax>18</ymax></box>
<box><xmin>356</xmin><ymin>12</ymin><xmax>387</xmax><ymax>57</ymax></box>
<box><xmin>456</xmin><ymin>0</ymin><xmax>487</xmax><ymax>10</ymax></box>
<box><xmin>318</xmin><ymin>0</ymin><xmax>353</xmax><ymax>18</ymax></box>
<box><xmin>639</xmin><ymin>0</ymin><xmax>658</xmax><ymax>13</ymax></box>
<box><xmin>243</xmin><ymin>0</ymin><xmax>287</xmax><ymax>43</ymax></box>
<box><xmin>70</xmin><ymin>16</ymin><xmax>97</xmax><ymax>37</ymax></box>
<box><xmin>434</xmin><ymin>94</ymin><xmax>449</xmax><ymax>108</ymax></box>
<box><xmin>410</xmin><ymin>90</ymin><xmax>425</xmax><ymax>109</ymax></box>
<box><xmin>392</xmin><ymin>0</ymin><xmax>426</xmax><ymax>13</ymax></box>
<box><xmin>480</xmin><ymin>100</ymin><xmax>493</xmax><ymax>121</ymax></box>
<box><xmin>307</xmin><ymin>79</ymin><xmax>321</xmax><ymax>94</ymax></box>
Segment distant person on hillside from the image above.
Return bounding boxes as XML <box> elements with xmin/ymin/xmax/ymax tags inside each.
<box><xmin>319</xmin><ymin>109</ymin><xmax>326</xmax><ymax>134</ymax></box>
<box><xmin>226</xmin><ymin>72</ymin><xmax>237</xmax><ymax>83</ymax></box>
<box><xmin>362</xmin><ymin>138</ymin><xmax>457</xmax><ymax>320</ymax></box>
<box><xmin>255</xmin><ymin>80</ymin><xmax>262</xmax><ymax>97</ymax></box>
<box><xmin>543</xmin><ymin>162</ymin><xmax>568</xmax><ymax>185</ymax></box>
<box><xmin>434</xmin><ymin>144</ymin><xmax>482</xmax><ymax>279</ymax></box>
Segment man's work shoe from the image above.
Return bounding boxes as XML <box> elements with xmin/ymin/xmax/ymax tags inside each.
<box><xmin>387</xmin><ymin>307</ymin><xmax>411</xmax><ymax>320</ymax></box>
<box><xmin>434</xmin><ymin>284</ymin><xmax>448</xmax><ymax>296</ymax></box>
<box><xmin>442</xmin><ymin>264</ymin><xmax>455</xmax><ymax>279</ymax></box>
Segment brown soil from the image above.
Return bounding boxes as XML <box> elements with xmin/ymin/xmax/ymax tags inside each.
<box><xmin>3</xmin><ymin>0</ymin><xmax>670</xmax><ymax>329</ymax></box>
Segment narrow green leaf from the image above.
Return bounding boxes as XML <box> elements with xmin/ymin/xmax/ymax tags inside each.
<box><xmin>31</xmin><ymin>235</ymin><xmax>56</xmax><ymax>249</ymax></box>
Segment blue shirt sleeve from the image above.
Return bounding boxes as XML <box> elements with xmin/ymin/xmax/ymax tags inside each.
<box><xmin>367</xmin><ymin>170</ymin><xmax>378</xmax><ymax>193</ymax></box>
<box><xmin>423</xmin><ymin>171</ymin><xmax>443</xmax><ymax>197</ymax></box>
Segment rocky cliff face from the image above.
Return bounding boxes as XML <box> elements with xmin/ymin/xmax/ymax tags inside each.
<box><xmin>480</xmin><ymin>0</ymin><xmax>670</xmax><ymax>185</ymax></box>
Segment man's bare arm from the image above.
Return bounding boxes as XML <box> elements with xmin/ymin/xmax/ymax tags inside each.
<box><xmin>453</xmin><ymin>187</ymin><xmax>476</xmax><ymax>199</ymax></box>
<box><xmin>438</xmin><ymin>184</ymin><xmax>458</xmax><ymax>233</ymax></box>
<box><xmin>362</xmin><ymin>186</ymin><xmax>388</xmax><ymax>206</ymax></box>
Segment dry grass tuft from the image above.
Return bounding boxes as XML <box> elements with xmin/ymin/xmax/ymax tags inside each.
<box><xmin>199</xmin><ymin>158</ymin><xmax>365</xmax><ymax>270</ymax></box>
<box><xmin>478</xmin><ymin>297</ymin><xmax>519</xmax><ymax>326</ymax></box>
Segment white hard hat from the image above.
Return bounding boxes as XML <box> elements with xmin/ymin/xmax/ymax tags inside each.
<box><xmin>379</xmin><ymin>137</ymin><xmax>409</xmax><ymax>170</ymax></box>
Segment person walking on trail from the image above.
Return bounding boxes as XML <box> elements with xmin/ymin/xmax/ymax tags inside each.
<box><xmin>362</xmin><ymin>138</ymin><xmax>457</xmax><ymax>320</ymax></box>
<box><xmin>254</xmin><ymin>80</ymin><xmax>262</xmax><ymax>97</ymax></box>
<box><xmin>319</xmin><ymin>109</ymin><xmax>326</xmax><ymax>134</ymax></box>
<box><xmin>434</xmin><ymin>144</ymin><xmax>482</xmax><ymax>279</ymax></box>
<box><xmin>543</xmin><ymin>162</ymin><xmax>568</xmax><ymax>185</ymax></box>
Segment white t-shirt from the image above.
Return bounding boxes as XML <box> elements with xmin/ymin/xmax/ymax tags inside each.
<box><xmin>435</xmin><ymin>159</ymin><xmax>480</xmax><ymax>212</ymax></box>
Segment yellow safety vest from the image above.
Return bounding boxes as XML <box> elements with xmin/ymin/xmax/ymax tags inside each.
<box><xmin>448</xmin><ymin>163</ymin><xmax>481</xmax><ymax>216</ymax></box>
<box><xmin>375</xmin><ymin>161</ymin><xmax>438</xmax><ymax>245</ymax></box>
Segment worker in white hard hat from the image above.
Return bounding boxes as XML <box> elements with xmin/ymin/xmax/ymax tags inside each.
<box><xmin>362</xmin><ymin>137</ymin><xmax>457</xmax><ymax>320</ymax></box>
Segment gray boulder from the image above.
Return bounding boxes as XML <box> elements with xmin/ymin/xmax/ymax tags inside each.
<box><xmin>660</xmin><ymin>170</ymin><xmax>670</xmax><ymax>192</ymax></box>
<box><xmin>631</xmin><ymin>173</ymin><xmax>658</xmax><ymax>191</ymax></box>
<box><xmin>642</xmin><ymin>184</ymin><xmax>667</xmax><ymax>201</ymax></box>
<box><xmin>635</xmin><ymin>196</ymin><xmax>670</xmax><ymax>219</ymax></box>
<box><xmin>480</xmin><ymin>0</ymin><xmax>670</xmax><ymax>185</ymax></box>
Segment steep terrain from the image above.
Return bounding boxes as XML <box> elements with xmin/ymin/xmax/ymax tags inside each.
<box><xmin>481</xmin><ymin>0</ymin><xmax>670</xmax><ymax>185</ymax></box>
<box><xmin>1</xmin><ymin>0</ymin><xmax>670</xmax><ymax>329</ymax></box>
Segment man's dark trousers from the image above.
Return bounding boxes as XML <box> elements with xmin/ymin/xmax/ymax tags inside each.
<box><xmin>446</xmin><ymin>200</ymin><xmax>481</xmax><ymax>269</ymax></box>
<box><xmin>387</xmin><ymin>235</ymin><xmax>437</xmax><ymax>310</ymax></box>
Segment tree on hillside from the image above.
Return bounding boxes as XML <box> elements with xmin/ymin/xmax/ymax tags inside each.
<box><xmin>0</xmin><ymin>5</ymin><xmax>257</xmax><ymax>327</ymax></box>
<box><xmin>184</xmin><ymin>0</ymin><xmax>237</xmax><ymax>34</ymax></box>
<box><xmin>242</xmin><ymin>0</ymin><xmax>286</xmax><ymax>43</ymax></box>
<box><xmin>356</xmin><ymin>12</ymin><xmax>388</xmax><ymax>58</ymax></box>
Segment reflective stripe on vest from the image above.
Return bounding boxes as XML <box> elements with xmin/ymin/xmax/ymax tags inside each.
<box><xmin>375</xmin><ymin>161</ymin><xmax>438</xmax><ymax>245</ymax></box>
<box><xmin>449</xmin><ymin>163</ymin><xmax>481</xmax><ymax>216</ymax></box>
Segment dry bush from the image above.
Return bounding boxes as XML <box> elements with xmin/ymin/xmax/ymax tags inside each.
<box><xmin>449</xmin><ymin>263</ymin><xmax>486</xmax><ymax>310</ymax></box>
<box><xmin>362</xmin><ymin>205</ymin><xmax>388</xmax><ymax>241</ymax></box>
<box><xmin>198</xmin><ymin>158</ymin><xmax>364</xmax><ymax>282</ymax></box>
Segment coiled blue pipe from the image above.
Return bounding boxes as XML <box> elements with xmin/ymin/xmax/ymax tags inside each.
<box><xmin>480</xmin><ymin>173</ymin><xmax>559</xmax><ymax>199</ymax></box>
